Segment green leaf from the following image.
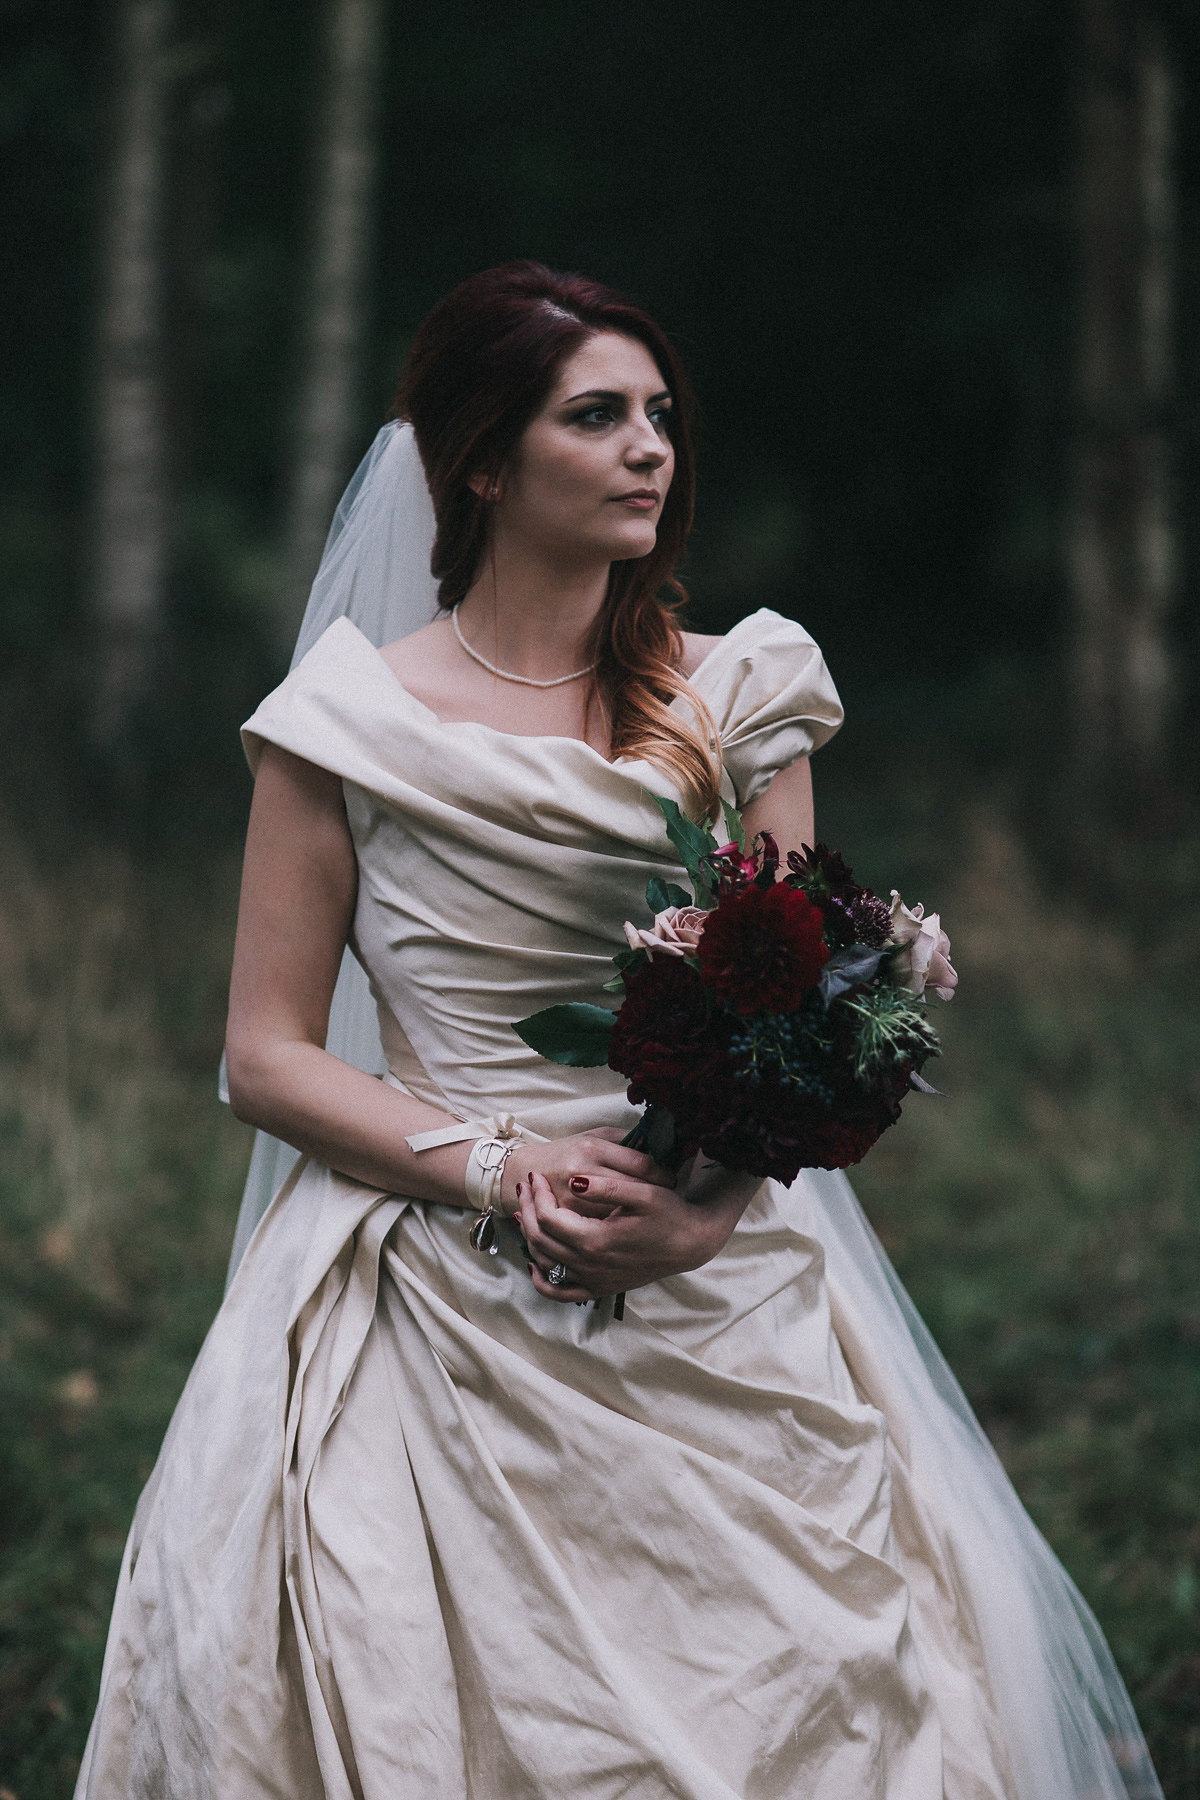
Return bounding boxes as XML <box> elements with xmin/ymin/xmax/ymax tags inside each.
<box><xmin>603</xmin><ymin>945</ymin><xmax>649</xmax><ymax>994</ymax></box>
<box><xmin>652</xmin><ymin>796</ymin><xmax>719</xmax><ymax>907</ymax></box>
<box><xmin>514</xmin><ymin>1003</ymin><xmax>615</xmax><ymax>1066</ymax></box>
<box><xmin>645</xmin><ymin>877</ymin><xmax>693</xmax><ymax>914</ymax></box>
<box><xmin>720</xmin><ymin>798</ymin><xmax>747</xmax><ymax>852</ymax></box>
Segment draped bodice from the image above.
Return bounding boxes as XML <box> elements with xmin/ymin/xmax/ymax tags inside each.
<box><xmin>241</xmin><ymin>608</ymin><xmax>843</xmax><ymax>1139</ymax></box>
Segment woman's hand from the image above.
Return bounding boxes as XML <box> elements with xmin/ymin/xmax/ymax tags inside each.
<box><xmin>513</xmin><ymin>1143</ymin><xmax>759</xmax><ymax>1303</ymax></box>
<box><xmin>501</xmin><ymin>1128</ymin><xmax>668</xmax><ymax>1219</ymax></box>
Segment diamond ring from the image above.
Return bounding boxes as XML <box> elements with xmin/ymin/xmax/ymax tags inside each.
<box><xmin>547</xmin><ymin>1262</ymin><xmax>568</xmax><ymax>1286</ymax></box>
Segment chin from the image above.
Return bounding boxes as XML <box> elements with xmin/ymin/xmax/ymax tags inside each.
<box><xmin>601</xmin><ymin>524</ymin><xmax>660</xmax><ymax>563</ymax></box>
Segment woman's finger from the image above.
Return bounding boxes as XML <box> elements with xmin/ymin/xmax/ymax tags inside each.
<box><xmin>518</xmin><ymin>1199</ymin><xmax>600</xmax><ymax>1275</ymax></box>
<box><xmin>580</xmin><ymin>1140</ymin><xmax>671</xmax><ymax>1185</ymax></box>
<box><xmin>527</xmin><ymin>1262</ymin><xmax>592</xmax><ymax>1304</ymax></box>
<box><xmin>521</xmin><ymin>1173</ymin><xmax>609</xmax><ymax>1258</ymax></box>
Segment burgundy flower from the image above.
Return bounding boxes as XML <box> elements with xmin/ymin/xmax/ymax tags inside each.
<box><xmin>787</xmin><ymin>842</ymin><xmax>856</xmax><ymax>897</ymax></box>
<box><xmin>848</xmin><ymin>891</ymin><xmax>894</xmax><ymax>949</ymax></box>
<box><xmin>608</xmin><ymin>957</ymin><xmax>721</xmax><ymax>1099</ymax></box>
<box><xmin>697</xmin><ymin>883</ymin><xmax>829</xmax><ymax>1015</ymax></box>
<box><xmin>706</xmin><ymin>841</ymin><xmax>759</xmax><ymax>894</ymax></box>
<box><xmin>786</xmin><ymin>842</ymin><xmax>891</xmax><ymax>950</ymax></box>
<box><xmin>707</xmin><ymin>831</ymin><xmax>780</xmax><ymax>897</ymax></box>
<box><xmin>798</xmin><ymin>1116</ymin><xmax>883</xmax><ymax>1170</ymax></box>
<box><xmin>698</xmin><ymin>1082</ymin><xmax>888</xmax><ymax>1181</ymax></box>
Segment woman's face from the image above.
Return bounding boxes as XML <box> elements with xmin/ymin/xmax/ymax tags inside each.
<box><xmin>493</xmin><ymin>330</ymin><xmax>675</xmax><ymax>568</ymax></box>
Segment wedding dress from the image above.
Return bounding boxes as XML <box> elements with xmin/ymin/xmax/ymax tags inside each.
<box><xmin>75</xmin><ymin>426</ymin><xmax>1160</xmax><ymax>1799</ymax></box>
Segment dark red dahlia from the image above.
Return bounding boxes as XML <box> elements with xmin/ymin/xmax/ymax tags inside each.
<box><xmin>697</xmin><ymin>883</ymin><xmax>829</xmax><ymax>1015</ymax></box>
<box><xmin>608</xmin><ymin>957</ymin><xmax>721</xmax><ymax>1099</ymax></box>
<box><xmin>797</xmin><ymin>1116</ymin><xmax>883</xmax><ymax>1170</ymax></box>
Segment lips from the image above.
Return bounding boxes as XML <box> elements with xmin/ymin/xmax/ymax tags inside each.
<box><xmin>611</xmin><ymin>490</ymin><xmax>660</xmax><ymax>507</ymax></box>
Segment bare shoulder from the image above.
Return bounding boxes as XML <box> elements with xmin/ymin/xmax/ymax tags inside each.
<box><xmin>378</xmin><ymin>615</ymin><xmax>455</xmax><ymax>680</ymax></box>
<box><xmin>677</xmin><ymin>630</ymin><xmax>723</xmax><ymax>679</ymax></box>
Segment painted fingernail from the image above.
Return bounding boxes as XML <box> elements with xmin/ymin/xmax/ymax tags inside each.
<box><xmin>515</xmin><ymin>1182</ymin><xmax>524</xmax><ymax>1199</ymax></box>
<box><xmin>527</xmin><ymin>1171</ymin><xmax>535</xmax><ymax>1184</ymax></box>
<box><xmin>569</xmin><ymin>1176</ymin><xmax>589</xmax><ymax>1194</ymax></box>
<box><xmin>526</xmin><ymin>1261</ymin><xmax>534</xmax><ymax>1274</ymax></box>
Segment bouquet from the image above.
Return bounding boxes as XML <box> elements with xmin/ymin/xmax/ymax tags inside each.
<box><xmin>515</xmin><ymin>797</ymin><xmax>957</xmax><ymax>1196</ymax></box>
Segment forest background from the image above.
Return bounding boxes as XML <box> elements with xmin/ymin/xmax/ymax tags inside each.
<box><xmin>1</xmin><ymin>0</ymin><xmax>1198</xmax><ymax>1794</ymax></box>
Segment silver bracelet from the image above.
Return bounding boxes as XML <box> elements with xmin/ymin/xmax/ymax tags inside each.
<box><xmin>466</xmin><ymin>1136</ymin><xmax>518</xmax><ymax>1255</ymax></box>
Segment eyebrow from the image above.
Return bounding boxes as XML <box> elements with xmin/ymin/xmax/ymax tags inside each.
<box><xmin>561</xmin><ymin>387</ymin><xmax>673</xmax><ymax>406</ymax></box>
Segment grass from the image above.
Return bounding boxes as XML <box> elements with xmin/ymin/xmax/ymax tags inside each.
<box><xmin>0</xmin><ymin>767</ymin><xmax>1197</xmax><ymax>1796</ymax></box>
<box><xmin>0</xmin><ymin>821</ymin><xmax>249</xmax><ymax>1795</ymax></box>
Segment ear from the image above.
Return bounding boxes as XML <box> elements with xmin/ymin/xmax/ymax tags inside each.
<box><xmin>467</xmin><ymin>470</ymin><xmax>501</xmax><ymax>502</ymax></box>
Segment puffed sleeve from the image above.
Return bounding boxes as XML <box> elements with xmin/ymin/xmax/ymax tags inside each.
<box><xmin>689</xmin><ymin>609</ymin><xmax>844</xmax><ymax>808</ymax></box>
<box><xmin>239</xmin><ymin>616</ymin><xmax>405</xmax><ymax>783</ymax></box>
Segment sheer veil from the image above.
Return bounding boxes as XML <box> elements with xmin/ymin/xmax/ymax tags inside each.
<box><xmin>222</xmin><ymin>421</ymin><xmax>439</xmax><ymax>1276</ymax></box>
<box><xmin>220</xmin><ymin>421</ymin><xmax>1161</xmax><ymax>1800</ymax></box>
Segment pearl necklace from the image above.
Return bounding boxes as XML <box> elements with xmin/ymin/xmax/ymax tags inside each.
<box><xmin>451</xmin><ymin>606</ymin><xmax>596</xmax><ymax>689</ymax></box>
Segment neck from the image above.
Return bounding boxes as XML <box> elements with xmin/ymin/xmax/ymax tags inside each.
<box><xmin>457</xmin><ymin>539</ymin><xmax>611</xmax><ymax>682</ymax></box>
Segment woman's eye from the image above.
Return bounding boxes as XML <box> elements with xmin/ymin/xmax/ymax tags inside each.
<box><xmin>570</xmin><ymin>405</ymin><xmax>615</xmax><ymax>428</ymax></box>
<box><xmin>649</xmin><ymin>405</ymin><xmax>673</xmax><ymax>431</ymax></box>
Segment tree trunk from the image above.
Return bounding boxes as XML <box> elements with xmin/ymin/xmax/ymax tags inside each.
<box><xmin>91</xmin><ymin>0</ymin><xmax>173</xmax><ymax>748</ymax></box>
<box><xmin>1068</xmin><ymin>0</ymin><xmax>1178</xmax><ymax>811</ymax></box>
<box><xmin>277</xmin><ymin>0</ymin><xmax>386</xmax><ymax>655</ymax></box>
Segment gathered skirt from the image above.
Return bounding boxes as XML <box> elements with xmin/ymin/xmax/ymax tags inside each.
<box><xmin>75</xmin><ymin>1152</ymin><xmax>1150</xmax><ymax>1800</ymax></box>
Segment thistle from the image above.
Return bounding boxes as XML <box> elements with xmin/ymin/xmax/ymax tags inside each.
<box><xmin>840</xmin><ymin>986</ymin><xmax>940</xmax><ymax>1083</ymax></box>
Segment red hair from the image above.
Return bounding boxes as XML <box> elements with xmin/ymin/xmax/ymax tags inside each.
<box><xmin>393</xmin><ymin>261</ymin><xmax>721</xmax><ymax>820</ymax></box>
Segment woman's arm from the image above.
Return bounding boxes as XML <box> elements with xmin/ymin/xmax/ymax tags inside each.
<box><xmin>741</xmin><ymin>751</ymin><xmax>813</xmax><ymax>858</ymax></box>
<box><xmin>225</xmin><ymin>744</ymin><xmax>487</xmax><ymax>1204</ymax></box>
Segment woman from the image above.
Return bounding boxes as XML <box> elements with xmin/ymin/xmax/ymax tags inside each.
<box><xmin>76</xmin><ymin>263</ymin><xmax>1160</xmax><ymax>1799</ymax></box>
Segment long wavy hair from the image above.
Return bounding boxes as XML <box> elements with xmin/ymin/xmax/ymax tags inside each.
<box><xmin>393</xmin><ymin>261</ymin><xmax>721</xmax><ymax>821</ymax></box>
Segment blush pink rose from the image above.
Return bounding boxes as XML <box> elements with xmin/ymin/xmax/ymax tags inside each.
<box><xmin>888</xmin><ymin>892</ymin><xmax>958</xmax><ymax>1000</ymax></box>
<box><xmin>623</xmin><ymin>906</ymin><xmax>708</xmax><ymax>959</ymax></box>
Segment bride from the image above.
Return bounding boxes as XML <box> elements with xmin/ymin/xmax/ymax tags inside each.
<box><xmin>76</xmin><ymin>262</ymin><xmax>1160</xmax><ymax>1799</ymax></box>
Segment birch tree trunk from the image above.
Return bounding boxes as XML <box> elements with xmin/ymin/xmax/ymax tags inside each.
<box><xmin>277</xmin><ymin>0</ymin><xmax>386</xmax><ymax>654</ymax></box>
<box><xmin>1068</xmin><ymin>0</ymin><xmax>1178</xmax><ymax>810</ymax></box>
<box><xmin>92</xmin><ymin>0</ymin><xmax>173</xmax><ymax>747</ymax></box>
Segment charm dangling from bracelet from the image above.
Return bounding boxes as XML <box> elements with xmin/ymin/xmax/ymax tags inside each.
<box><xmin>466</xmin><ymin>1135</ymin><xmax>519</xmax><ymax>1254</ymax></box>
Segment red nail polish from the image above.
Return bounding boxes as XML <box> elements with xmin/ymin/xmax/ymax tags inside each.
<box><xmin>569</xmin><ymin>1176</ymin><xmax>589</xmax><ymax>1194</ymax></box>
<box><xmin>515</xmin><ymin>1182</ymin><xmax>524</xmax><ymax>1198</ymax></box>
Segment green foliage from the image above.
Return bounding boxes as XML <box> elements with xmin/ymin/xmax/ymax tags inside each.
<box><xmin>602</xmin><ymin>946</ymin><xmax>648</xmax><ymax>994</ymax></box>
<box><xmin>651</xmin><ymin>796</ymin><xmax>719</xmax><ymax>907</ymax></box>
<box><xmin>0</xmin><ymin>825</ymin><xmax>247</xmax><ymax>1797</ymax></box>
<box><xmin>720</xmin><ymin>800</ymin><xmax>747</xmax><ymax>853</ymax></box>
<box><xmin>513</xmin><ymin>1001</ymin><xmax>615</xmax><ymax>1067</ymax></box>
<box><xmin>645</xmin><ymin>877</ymin><xmax>692</xmax><ymax>915</ymax></box>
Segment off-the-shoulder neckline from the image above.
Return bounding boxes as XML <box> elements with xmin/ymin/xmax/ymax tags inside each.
<box><xmin>321</xmin><ymin>607</ymin><xmax>780</xmax><ymax>755</ymax></box>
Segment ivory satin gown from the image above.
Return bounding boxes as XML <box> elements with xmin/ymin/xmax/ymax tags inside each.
<box><xmin>75</xmin><ymin>611</ymin><xmax>1156</xmax><ymax>1800</ymax></box>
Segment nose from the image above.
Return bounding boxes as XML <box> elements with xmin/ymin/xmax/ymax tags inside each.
<box><xmin>624</xmin><ymin>415</ymin><xmax>670</xmax><ymax>469</ymax></box>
